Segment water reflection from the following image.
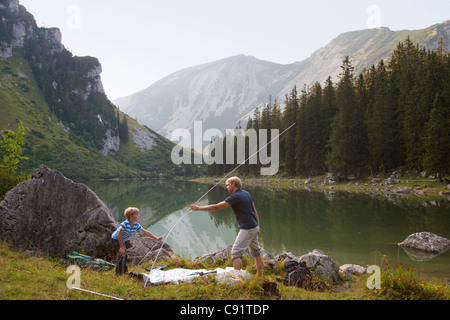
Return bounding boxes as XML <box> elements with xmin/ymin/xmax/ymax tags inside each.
<box><xmin>85</xmin><ymin>180</ymin><xmax>450</xmax><ymax>279</ymax></box>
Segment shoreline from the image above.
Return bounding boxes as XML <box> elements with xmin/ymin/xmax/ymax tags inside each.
<box><xmin>190</xmin><ymin>172</ymin><xmax>450</xmax><ymax>205</ymax></box>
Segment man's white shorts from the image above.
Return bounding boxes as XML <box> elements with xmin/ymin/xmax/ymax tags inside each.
<box><xmin>231</xmin><ymin>227</ymin><xmax>261</xmax><ymax>260</ymax></box>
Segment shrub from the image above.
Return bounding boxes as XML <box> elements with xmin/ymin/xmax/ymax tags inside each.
<box><xmin>366</xmin><ymin>263</ymin><xmax>449</xmax><ymax>300</ymax></box>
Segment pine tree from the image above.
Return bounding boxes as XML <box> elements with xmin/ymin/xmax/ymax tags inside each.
<box><xmin>295</xmin><ymin>86</ymin><xmax>309</xmax><ymax>174</ymax></box>
<box><xmin>261</xmin><ymin>96</ymin><xmax>273</xmax><ymax>130</ymax></box>
<box><xmin>283</xmin><ymin>86</ymin><xmax>299</xmax><ymax>175</ymax></box>
<box><xmin>119</xmin><ymin>115</ymin><xmax>129</xmax><ymax>143</ymax></box>
<box><xmin>295</xmin><ymin>82</ymin><xmax>325</xmax><ymax>176</ymax></box>
<box><xmin>320</xmin><ymin>77</ymin><xmax>337</xmax><ymax>167</ymax></box>
<box><xmin>326</xmin><ymin>57</ymin><xmax>359</xmax><ymax>178</ymax></box>
<box><xmin>271</xmin><ymin>98</ymin><xmax>282</xmax><ymax>130</ymax></box>
<box><xmin>354</xmin><ymin>73</ymin><xmax>369</xmax><ymax>175</ymax></box>
<box><xmin>248</xmin><ymin>108</ymin><xmax>261</xmax><ymax>175</ymax></box>
<box><xmin>421</xmin><ymin>93</ymin><xmax>450</xmax><ymax>176</ymax></box>
<box><xmin>390</xmin><ymin>37</ymin><xmax>424</xmax><ymax>169</ymax></box>
<box><xmin>366</xmin><ymin>60</ymin><xmax>399</xmax><ymax>173</ymax></box>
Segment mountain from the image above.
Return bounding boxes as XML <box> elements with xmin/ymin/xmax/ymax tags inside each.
<box><xmin>115</xmin><ymin>21</ymin><xmax>450</xmax><ymax>138</ymax></box>
<box><xmin>0</xmin><ymin>0</ymin><xmax>192</xmax><ymax>180</ymax></box>
<box><xmin>115</xmin><ymin>54</ymin><xmax>301</xmax><ymax>139</ymax></box>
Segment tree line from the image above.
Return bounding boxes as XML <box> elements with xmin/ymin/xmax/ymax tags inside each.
<box><xmin>208</xmin><ymin>37</ymin><xmax>450</xmax><ymax>180</ymax></box>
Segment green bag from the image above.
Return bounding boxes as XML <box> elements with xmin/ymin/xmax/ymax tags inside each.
<box><xmin>61</xmin><ymin>251</ymin><xmax>115</xmax><ymax>272</ymax></box>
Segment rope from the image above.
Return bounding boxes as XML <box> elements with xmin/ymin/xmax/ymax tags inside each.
<box><xmin>71</xmin><ymin>287</ymin><xmax>124</xmax><ymax>300</ymax></box>
<box><xmin>226</xmin><ymin>271</ymin><xmax>245</xmax><ymax>284</ymax></box>
<box><xmin>138</xmin><ymin>123</ymin><xmax>297</xmax><ymax>275</ymax></box>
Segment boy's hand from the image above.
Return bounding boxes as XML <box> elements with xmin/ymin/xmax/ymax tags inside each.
<box><xmin>190</xmin><ymin>204</ymin><xmax>199</xmax><ymax>211</ymax></box>
<box><xmin>118</xmin><ymin>247</ymin><xmax>125</xmax><ymax>255</ymax></box>
<box><xmin>156</xmin><ymin>236</ymin><xmax>163</xmax><ymax>242</ymax></box>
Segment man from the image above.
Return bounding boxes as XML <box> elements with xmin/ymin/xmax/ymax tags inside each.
<box><xmin>191</xmin><ymin>177</ymin><xmax>263</xmax><ymax>277</ymax></box>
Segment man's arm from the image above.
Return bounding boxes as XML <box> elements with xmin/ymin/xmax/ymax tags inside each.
<box><xmin>191</xmin><ymin>201</ymin><xmax>230</xmax><ymax>212</ymax></box>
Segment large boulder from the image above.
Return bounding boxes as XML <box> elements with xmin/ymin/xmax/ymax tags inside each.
<box><xmin>0</xmin><ymin>165</ymin><xmax>117</xmax><ymax>257</ymax></box>
<box><xmin>398</xmin><ymin>232</ymin><xmax>450</xmax><ymax>261</ymax></box>
<box><xmin>126</xmin><ymin>231</ymin><xmax>173</xmax><ymax>264</ymax></box>
<box><xmin>298</xmin><ymin>249</ymin><xmax>340</xmax><ymax>283</ymax></box>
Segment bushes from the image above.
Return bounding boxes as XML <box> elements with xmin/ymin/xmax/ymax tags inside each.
<box><xmin>365</xmin><ymin>263</ymin><xmax>449</xmax><ymax>300</ymax></box>
<box><xmin>0</xmin><ymin>171</ymin><xmax>28</xmax><ymax>201</ymax></box>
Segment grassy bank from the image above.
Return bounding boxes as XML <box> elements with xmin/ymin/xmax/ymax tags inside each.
<box><xmin>0</xmin><ymin>242</ymin><xmax>448</xmax><ymax>300</ymax></box>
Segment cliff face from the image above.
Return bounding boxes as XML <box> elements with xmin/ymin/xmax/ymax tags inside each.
<box><xmin>0</xmin><ymin>0</ymin><xmax>194</xmax><ymax>180</ymax></box>
<box><xmin>0</xmin><ymin>0</ymin><xmax>62</xmax><ymax>57</ymax></box>
<box><xmin>0</xmin><ymin>0</ymin><xmax>119</xmax><ymax>155</ymax></box>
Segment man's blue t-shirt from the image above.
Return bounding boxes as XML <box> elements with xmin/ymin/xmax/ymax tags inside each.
<box><xmin>225</xmin><ymin>189</ymin><xmax>258</xmax><ymax>230</ymax></box>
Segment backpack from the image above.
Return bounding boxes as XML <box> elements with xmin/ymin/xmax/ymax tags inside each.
<box><xmin>283</xmin><ymin>260</ymin><xmax>310</xmax><ymax>287</ymax></box>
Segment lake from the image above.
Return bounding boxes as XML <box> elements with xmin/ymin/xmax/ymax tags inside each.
<box><xmin>85</xmin><ymin>180</ymin><xmax>450</xmax><ymax>280</ymax></box>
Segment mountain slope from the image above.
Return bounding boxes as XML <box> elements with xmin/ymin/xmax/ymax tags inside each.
<box><xmin>282</xmin><ymin>22</ymin><xmax>450</xmax><ymax>98</ymax></box>
<box><xmin>116</xmin><ymin>21</ymin><xmax>450</xmax><ymax>138</ymax></box>
<box><xmin>0</xmin><ymin>0</ymin><xmax>188</xmax><ymax>180</ymax></box>
<box><xmin>115</xmin><ymin>54</ymin><xmax>300</xmax><ymax>138</ymax></box>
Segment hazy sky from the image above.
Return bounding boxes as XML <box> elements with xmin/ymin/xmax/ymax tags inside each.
<box><xmin>18</xmin><ymin>0</ymin><xmax>449</xmax><ymax>100</ymax></box>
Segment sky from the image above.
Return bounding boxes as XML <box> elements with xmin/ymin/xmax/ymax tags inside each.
<box><xmin>18</xmin><ymin>0</ymin><xmax>450</xmax><ymax>101</ymax></box>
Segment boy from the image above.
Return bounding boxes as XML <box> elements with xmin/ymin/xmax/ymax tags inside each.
<box><xmin>111</xmin><ymin>207</ymin><xmax>163</xmax><ymax>275</ymax></box>
<box><xmin>191</xmin><ymin>177</ymin><xmax>263</xmax><ymax>277</ymax></box>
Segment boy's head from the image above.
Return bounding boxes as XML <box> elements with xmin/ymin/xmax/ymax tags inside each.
<box><xmin>124</xmin><ymin>207</ymin><xmax>140</xmax><ymax>220</ymax></box>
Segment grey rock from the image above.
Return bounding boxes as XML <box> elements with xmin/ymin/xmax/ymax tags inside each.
<box><xmin>126</xmin><ymin>231</ymin><xmax>173</xmax><ymax>264</ymax></box>
<box><xmin>195</xmin><ymin>245</ymin><xmax>234</xmax><ymax>263</ymax></box>
<box><xmin>339</xmin><ymin>264</ymin><xmax>367</xmax><ymax>276</ymax></box>
<box><xmin>298</xmin><ymin>249</ymin><xmax>340</xmax><ymax>283</ymax></box>
<box><xmin>275</xmin><ymin>252</ymin><xmax>299</xmax><ymax>264</ymax></box>
<box><xmin>0</xmin><ymin>165</ymin><xmax>117</xmax><ymax>257</ymax></box>
<box><xmin>398</xmin><ymin>232</ymin><xmax>450</xmax><ymax>255</ymax></box>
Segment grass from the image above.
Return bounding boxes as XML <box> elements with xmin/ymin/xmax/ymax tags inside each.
<box><xmin>0</xmin><ymin>242</ymin><xmax>448</xmax><ymax>300</ymax></box>
<box><xmin>366</xmin><ymin>263</ymin><xmax>450</xmax><ymax>300</ymax></box>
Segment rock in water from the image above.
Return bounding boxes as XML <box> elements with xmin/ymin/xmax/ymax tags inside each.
<box><xmin>0</xmin><ymin>165</ymin><xmax>117</xmax><ymax>257</ymax></box>
<box><xmin>398</xmin><ymin>232</ymin><xmax>450</xmax><ymax>255</ymax></box>
<box><xmin>398</xmin><ymin>232</ymin><xmax>450</xmax><ymax>261</ymax></box>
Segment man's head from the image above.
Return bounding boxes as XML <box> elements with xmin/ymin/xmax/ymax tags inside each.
<box><xmin>226</xmin><ymin>177</ymin><xmax>242</xmax><ymax>194</ymax></box>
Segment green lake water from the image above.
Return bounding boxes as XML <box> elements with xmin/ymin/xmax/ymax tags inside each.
<box><xmin>85</xmin><ymin>180</ymin><xmax>450</xmax><ymax>280</ymax></box>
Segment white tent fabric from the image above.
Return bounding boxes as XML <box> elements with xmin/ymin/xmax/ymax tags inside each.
<box><xmin>142</xmin><ymin>267</ymin><xmax>251</xmax><ymax>286</ymax></box>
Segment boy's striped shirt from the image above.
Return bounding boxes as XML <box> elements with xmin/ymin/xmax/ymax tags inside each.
<box><xmin>111</xmin><ymin>220</ymin><xmax>143</xmax><ymax>243</ymax></box>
